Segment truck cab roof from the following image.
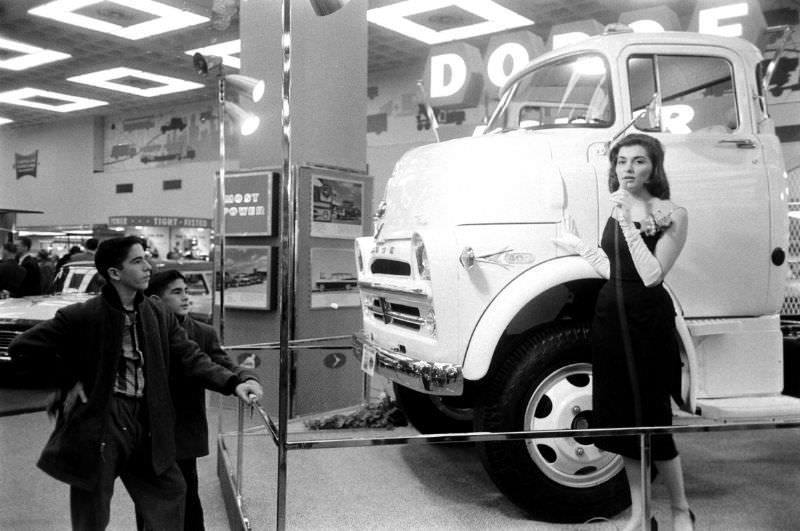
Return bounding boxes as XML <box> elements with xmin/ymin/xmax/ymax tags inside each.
<box><xmin>501</xmin><ymin>30</ymin><xmax>761</xmax><ymax>95</ymax></box>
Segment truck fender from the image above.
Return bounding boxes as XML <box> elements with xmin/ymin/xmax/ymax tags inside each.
<box><xmin>662</xmin><ymin>283</ymin><xmax>697</xmax><ymax>413</ymax></box>
<box><xmin>462</xmin><ymin>256</ymin><xmax>600</xmax><ymax>380</ymax></box>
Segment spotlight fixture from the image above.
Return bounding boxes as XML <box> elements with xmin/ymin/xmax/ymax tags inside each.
<box><xmin>225</xmin><ymin>74</ymin><xmax>265</xmax><ymax>103</ymax></box>
<box><xmin>193</xmin><ymin>52</ymin><xmax>263</xmax><ymax>103</ymax></box>
<box><xmin>185</xmin><ymin>40</ymin><xmax>242</xmax><ymax>70</ymax></box>
<box><xmin>192</xmin><ymin>52</ymin><xmax>223</xmax><ymax>77</ymax></box>
<box><xmin>225</xmin><ymin>101</ymin><xmax>260</xmax><ymax>136</ymax></box>
<box><xmin>309</xmin><ymin>0</ymin><xmax>351</xmax><ymax>16</ymax></box>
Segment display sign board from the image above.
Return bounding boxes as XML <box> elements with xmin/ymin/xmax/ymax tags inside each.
<box><xmin>422</xmin><ymin>0</ymin><xmax>770</xmax><ymax>108</ymax></box>
<box><xmin>108</xmin><ymin>215</ymin><xmax>211</xmax><ymax>228</ymax></box>
<box><xmin>222</xmin><ymin>169</ymin><xmax>278</xmax><ymax>237</ymax></box>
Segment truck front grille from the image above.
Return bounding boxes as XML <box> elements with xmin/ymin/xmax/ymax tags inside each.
<box><xmin>0</xmin><ymin>330</ymin><xmax>21</xmax><ymax>359</ymax></box>
<box><xmin>371</xmin><ymin>259</ymin><xmax>411</xmax><ymax>276</ymax></box>
<box><xmin>369</xmin><ymin>298</ymin><xmax>423</xmax><ymax>330</ymax></box>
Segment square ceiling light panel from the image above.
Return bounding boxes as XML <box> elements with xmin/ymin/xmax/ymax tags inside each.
<box><xmin>28</xmin><ymin>0</ymin><xmax>209</xmax><ymax>40</ymax></box>
<box><xmin>185</xmin><ymin>39</ymin><xmax>242</xmax><ymax>70</ymax></box>
<box><xmin>0</xmin><ymin>37</ymin><xmax>71</xmax><ymax>71</ymax></box>
<box><xmin>367</xmin><ymin>0</ymin><xmax>534</xmax><ymax>45</ymax></box>
<box><xmin>68</xmin><ymin>67</ymin><xmax>205</xmax><ymax>97</ymax></box>
<box><xmin>0</xmin><ymin>88</ymin><xmax>107</xmax><ymax>112</ymax></box>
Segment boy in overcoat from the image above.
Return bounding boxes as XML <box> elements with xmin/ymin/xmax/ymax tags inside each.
<box><xmin>139</xmin><ymin>268</ymin><xmax>259</xmax><ymax>530</ymax></box>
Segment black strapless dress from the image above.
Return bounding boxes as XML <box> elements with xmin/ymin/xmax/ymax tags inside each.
<box><xmin>591</xmin><ymin>216</ymin><xmax>680</xmax><ymax>460</ymax></box>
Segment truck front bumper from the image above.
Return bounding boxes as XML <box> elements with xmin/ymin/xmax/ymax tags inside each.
<box><xmin>353</xmin><ymin>330</ymin><xmax>464</xmax><ymax>396</ymax></box>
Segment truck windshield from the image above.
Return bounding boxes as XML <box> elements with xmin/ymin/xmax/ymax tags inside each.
<box><xmin>486</xmin><ymin>53</ymin><xmax>613</xmax><ymax>133</ymax></box>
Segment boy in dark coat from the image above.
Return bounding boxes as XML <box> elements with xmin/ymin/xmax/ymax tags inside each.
<box><xmin>9</xmin><ymin>236</ymin><xmax>262</xmax><ymax>530</ymax></box>
<box><xmin>139</xmin><ymin>269</ymin><xmax>258</xmax><ymax>531</ymax></box>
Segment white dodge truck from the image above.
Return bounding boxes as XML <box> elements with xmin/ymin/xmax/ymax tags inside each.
<box><xmin>354</xmin><ymin>29</ymin><xmax>796</xmax><ymax>522</ymax></box>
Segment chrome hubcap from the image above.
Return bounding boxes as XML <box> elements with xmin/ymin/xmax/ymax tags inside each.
<box><xmin>524</xmin><ymin>362</ymin><xmax>622</xmax><ymax>487</ymax></box>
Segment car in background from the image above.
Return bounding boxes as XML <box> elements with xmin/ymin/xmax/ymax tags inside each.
<box><xmin>315</xmin><ymin>272</ymin><xmax>358</xmax><ymax>291</ymax></box>
<box><xmin>0</xmin><ymin>259</ymin><xmax>213</xmax><ymax>372</ymax></box>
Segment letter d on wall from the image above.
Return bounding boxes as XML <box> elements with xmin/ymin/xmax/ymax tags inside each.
<box><xmin>430</xmin><ymin>53</ymin><xmax>466</xmax><ymax>98</ymax></box>
<box><xmin>423</xmin><ymin>42</ymin><xmax>484</xmax><ymax>110</ymax></box>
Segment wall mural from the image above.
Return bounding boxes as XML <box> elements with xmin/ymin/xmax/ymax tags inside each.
<box><xmin>102</xmin><ymin>102</ymin><xmax>228</xmax><ymax>171</ymax></box>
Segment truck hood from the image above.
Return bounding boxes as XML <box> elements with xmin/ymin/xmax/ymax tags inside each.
<box><xmin>381</xmin><ymin>131</ymin><xmax>564</xmax><ymax>237</ymax></box>
<box><xmin>0</xmin><ymin>293</ymin><xmax>94</xmax><ymax>324</ymax></box>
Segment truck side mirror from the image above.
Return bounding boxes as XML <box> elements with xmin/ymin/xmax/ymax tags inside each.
<box><xmin>611</xmin><ymin>92</ymin><xmax>662</xmax><ymax>145</ymax></box>
<box><xmin>634</xmin><ymin>93</ymin><xmax>661</xmax><ymax>132</ymax></box>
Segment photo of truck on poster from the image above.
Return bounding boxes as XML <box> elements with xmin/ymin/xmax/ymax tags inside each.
<box><xmin>310</xmin><ymin>247</ymin><xmax>359</xmax><ymax>309</ymax></box>
<box><xmin>219</xmin><ymin>245</ymin><xmax>275</xmax><ymax>310</ymax></box>
<box><xmin>310</xmin><ymin>173</ymin><xmax>364</xmax><ymax>239</ymax></box>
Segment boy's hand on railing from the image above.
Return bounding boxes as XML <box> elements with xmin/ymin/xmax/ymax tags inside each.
<box><xmin>235</xmin><ymin>379</ymin><xmax>263</xmax><ymax>405</ymax></box>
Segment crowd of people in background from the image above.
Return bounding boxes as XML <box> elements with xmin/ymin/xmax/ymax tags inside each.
<box><xmin>0</xmin><ymin>237</ymin><xmax>101</xmax><ymax>298</ymax></box>
<box><xmin>0</xmin><ymin>236</ymin><xmax>206</xmax><ymax>300</ymax></box>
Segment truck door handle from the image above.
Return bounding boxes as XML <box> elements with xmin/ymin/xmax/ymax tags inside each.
<box><xmin>717</xmin><ymin>139</ymin><xmax>756</xmax><ymax>149</ymax></box>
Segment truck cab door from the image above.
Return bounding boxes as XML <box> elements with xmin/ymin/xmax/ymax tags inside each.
<box><xmin>620</xmin><ymin>47</ymin><xmax>777</xmax><ymax>317</ymax></box>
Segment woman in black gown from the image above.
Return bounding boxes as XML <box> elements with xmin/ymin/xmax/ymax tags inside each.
<box><xmin>555</xmin><ymin>134</ymin><xmax>692</xmax><ymax>531</ymax></box>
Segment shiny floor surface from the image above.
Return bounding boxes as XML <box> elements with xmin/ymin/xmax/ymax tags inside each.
<box><xmin>2</xmin><ymin>400</ymin><xmax>800</xmax><ymax>530</ymax></box>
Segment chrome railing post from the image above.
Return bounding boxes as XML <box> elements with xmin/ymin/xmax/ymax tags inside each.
<box><xmin>640</xmin><ymin>432</ymin><xmax>653</xmax><ymax>530</ymax></box>
<box><xmin>237</xmin><ymin>399</ymin><xmax>245</xmax><ymax>497</ymax></box>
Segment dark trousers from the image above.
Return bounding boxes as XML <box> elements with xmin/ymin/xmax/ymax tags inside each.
<box><xmin>178</xmin><ymin>458</ymin><xmax>204</xmax><ymax>531</ymax></box>
<box><xmin>70</xmin><ymin>396</ymin><xmax>186</xmax><ymax>531</ymax></box>
<box><xmin>136</xmin><ymin>458</ymin><xmax>204</xmax><ymax>531</ymax></box>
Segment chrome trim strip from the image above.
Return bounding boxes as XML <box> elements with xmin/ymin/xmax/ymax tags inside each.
<box><xmin>357</xmin><ymin>281</ymin><xmax>429</xmax><ymax>298</ymax></box>
<box><xmin>367</xmin><ymin>304</ymin><xmax>425</xmax><ymax>326</ymax></box>
<box><xmin>353</xmin><ymin>330</ymin><xmax>463</xmax><ymax>395</ymax></box>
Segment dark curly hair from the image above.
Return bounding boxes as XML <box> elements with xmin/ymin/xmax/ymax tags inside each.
<box><xmin>145</xmin><ymin>269</ymin><xmax>186</xmax><ymax>298</ymax></box>
<box><xmin>95</xmin><ymin>235</ymin><xmax>146</xmax><ymax>281</ymax></box>
<box><xmin>608</xmin><ymin>133</ymin><xmax>670</xmax><ymax>199</ymax></box>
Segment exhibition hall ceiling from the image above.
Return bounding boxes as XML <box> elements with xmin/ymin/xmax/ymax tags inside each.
<box><xmin>0</xmin><ymin>0</ymin><xmax>790</xmax><ymax>129</ymax></box>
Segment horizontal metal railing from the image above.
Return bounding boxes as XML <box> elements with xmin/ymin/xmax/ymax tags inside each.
<box><xmin>220</xmin><ymin>394</ymin><xmax>800</xmax><ymax>530</ymax></box>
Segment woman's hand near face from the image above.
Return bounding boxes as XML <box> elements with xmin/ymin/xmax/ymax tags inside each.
<box><xmin>609</xmin><ymin>189</ymin><xmax>633</xmax><ymax>223</ymax></box>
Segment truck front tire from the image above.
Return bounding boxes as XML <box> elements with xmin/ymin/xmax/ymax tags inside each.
<box><xmin>475</xmin><ymin>322</ymin><xmax>629</xmax><ymax>522</ymax></box>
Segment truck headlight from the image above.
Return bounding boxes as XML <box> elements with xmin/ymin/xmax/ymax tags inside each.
<box><xmin>411</xmin><ymin>233</ymin><xmax>431</xmax><ymax>280</ymax></box>
<box><xmin>422</xmin><ymin>308</ymin><xmax>437</xmax><ymax>337</ymax></box>
<box><xmin>354</xmin><ymin>241</ymin><xmax>364</xmax><ymax>273</ymax></box>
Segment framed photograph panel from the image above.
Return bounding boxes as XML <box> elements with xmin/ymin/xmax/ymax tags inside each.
<box><xmin>310</xmin><ymin>171</ymin><xmax>364</xmax><ymax>239</ymax></box>
<box><xmin>221</xmin><ymin>245</ymin><xmax>275</xmax><ymax>310</ymax></box>
<box><xmin>310</xmin><ymin>247</ymin><xmax>360</xmax><ymax>309</ymax></box>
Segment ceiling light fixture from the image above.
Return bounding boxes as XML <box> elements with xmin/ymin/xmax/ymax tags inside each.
<box><xmin>0</xmin><ymin>117</ymin><xmax>13</xmax><ymax>126</ymax></box>
<box><xmin>68</xmin><ymin>67</ymin><xmax>204</xmax><ymax>97</ymax></box>
<box><xmin>367</xmin><ymin>0</ymin><xmax>534</xmax><ymax>45</ymax></box>
<box><xmin>185</xmin><ymin>40</ymin><xmax>242</xmax><ymax>70</ymax></box>
<box><xmin>0</xmin><ymin>37</ymin><xmax>71</xmax><ymax>71</ymax></box>
<box><xmin>28</xmin><ymin>0</ymin><xmax>209</xmax><ymax>41</ymax></box>
<box><xmin>0</xmin><ymin>88</ymin><xmax>107</xmax><ymax>112</ymax></box>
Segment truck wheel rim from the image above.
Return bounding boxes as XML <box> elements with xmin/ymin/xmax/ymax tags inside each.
<box><xmin>523</xmin><ymin>362</ymin><xmax>622</xmax><ymax>487</ymax></box>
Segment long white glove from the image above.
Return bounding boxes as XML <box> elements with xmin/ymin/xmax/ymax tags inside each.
<box><xmin>618</xmin><ymin>217</ymin><xmax>662</xmax><ymax>287</ymax></box>
<box><xmin>553</xmin><ymin>232</ymin><xmax>610</xmax><ymax>279</ymax></box>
